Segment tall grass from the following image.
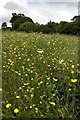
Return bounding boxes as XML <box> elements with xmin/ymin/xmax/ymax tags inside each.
<box><xmin>2</xmin><ymin>31</ymin><xmax>80</xmax><ymax>119</ymax></box>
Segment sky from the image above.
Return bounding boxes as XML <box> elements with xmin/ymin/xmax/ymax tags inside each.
<box><xmin>0</xmin><ymin>0</ymin><xmax>79</xmax><ymax>28</ymax></box>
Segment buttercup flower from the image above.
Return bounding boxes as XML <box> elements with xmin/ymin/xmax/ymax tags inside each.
<box><xmin>14</xmin><ymin>108</ymin><xmax>19</xmax><ymax>113</ymax></box>
<box><xmin>71</xmin><ymin>79</ymin><xmax>78</xmax><ymax>83</ymax></box>
<box><xmin>16</xmin><ymin>96</ymin><xmax>20</xmax><ymax>99</ymax></box>
<box><xmin>0</xmin><ymin>88</ymin><xmax>2</xmax><ymax>92</ymax></box>
<box><xmin>49</xmin><ymin>102</ymin><xmax>56</xmax><ymax>106</ymax></box>
<box><xmin>6</xmin><ymin>103</ymin><xmax>11</xmax><ymax>109</ymax></box>
<box><xmin>71</xmin><ymin>65</ymin><xmax>74</xmax><ymax>68</ymax></box>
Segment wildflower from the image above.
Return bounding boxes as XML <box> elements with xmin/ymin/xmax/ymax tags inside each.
<box><xmin>31</xmin><ymin>78</ymin><xmax>33</xmax><ymax>81</ymax></box>
<box><xmin>40</xmin><ymin>101</ymin><xmax>42</xmax><ymax>104</ymax></box>
<box><xmin>30</xmin><ymin>70</ymin><xmax>33</xmax><ymax>73</ymax></box>
<box><xmin>59</xmin><ymin>60</ymin><xmax>64</xmax><ymax>64</ymax></box>
<box><xmin>32</xmin><ymin>104</ymin><xmax>36</xmax><ymax>107</ymax></box>
<box><xmin>19</xmin><ymin>57</ymin><xmax>21</xmax><ymax>59</ymax></box>
<box><xmin>6</xmin><ymin>103</ymin><xmax>11</xmax><ymax>109</ymax></box>
<box><xmin>48</xmin><ymin>64</ymin><xmax>50</xmax><ymax>67</ymax></box>
<box><xmin>30</xmin><ymin>106</ymin><xmax>32</xmax><ymax>108</ymax></box>
<box><xmin>35</xmin><ymin>107</ymin><xmax>38</xmax><ymax>113</ymax></box>
<box><xmin>53</xmin><ymin>78</ymin><xmax>58</xmax><ymax>81</ymax></box>
<box><xmin>49</xmin><ymin>102</ymin><xmax>56</xmax><ymax>106</ymax></box>
<box><xmin>71</xmin><ymin>65</ymin><xmax>74</xmax><ymax>68</ymax></box>
<box><xmin>14</xmin><ymin>108</ymin><xmax>19</xmax><ymax>113</ymax></box>
<box><xmin>46</xmin><ymin>82</ymin><xmax>49</xmax><ymax>85</ymax></box>
<box><xmin>15</xmin><ymin>71</ymin><xmax>18</xmax><ymax>74</ymax></box>
<box><xmin>43</xmin><ymin>61</ymin><xmax>45</xmax><ymax>64</ymax></box>
<box><xmin>48</xmin><ymin>41</ymin><xmax>50</xmax><ymax>44</ymax></box>
<box><xmin>35</xmin><ymin>107</ymin><xmax>38</xmax><ymax>111</ymax></box>
<box><xmin>27</xmin><ymin>58</ymin><xmax>30</xmax><ymax>61</ymax></box>
<box><xmin>14</xmin><ymin>48</ymin><xmax>16</xmax><ymax>50</ymax></box>
<box><xmin>71</xmin><ymin>79</ymin><xmax>78</xmax><ymax>83</ymax></box>
<box><xmin>71</xmin><ymin>71</ymin><xmax>74</xmax><ymax>74</ymax></box>
<box><xmin>3</xmin><ymin>66</ymin><xmax>5</xmax><ymax>68</ymax></box>
<box><xmin>38</xmin><ymin>81</ymin><xmax>43</xmax><ymax>85</ymax></box>
<box><xmin>68</xmin><ymin>88</ymin><xmax>71</xmax><ymax>91</ymax></box>
<box><xmin>37</xmin><ymin>50</ymin><xmax>44</xmax><ymax>54</ymax></box>
<box><xmin>16</xmin><ymin>96</ymin><xmax>20</xmax><ymax>99</ymax></box>
<box><xmin>77</xmin><ymin>64</ymin><xmax>79</xmax><ymax>66</ymax></box>
<box><xmin>31</xmin><ymin>94</ymin><xmax>34</xmax><ymax>98</ymax></box>
<box><xmin>27</xmin><ymin>69</ymin><xmax>30</xmax><ymax>72</ymax></box>
<box><xmin>18</xmin><ymin>73</ymin><xmax>21</xmax><ymax>75</ymax></box>
<box><xmin>62</xmin><ymin>108</ymin><xmax>64</xmax><ymax>111</ymax></box>
<box><xmin>22</xmin><ymin>66</ymin><xmax>24</xmax><ymax>69</ymax></box>
<box><xmin>47</xmin><ymin>77</ymin><xmax>50</xmax><ymax>80</ymax></box>
<box><xmin>52</xmin><ymin>94</ymin><xmax>55</xmax><ymax>96</ymax></box>
<box><xmin>25</xmin><ymin>74</ymin><xmax>28</xmax><ymax>76</ymax></box>
<box><xmin>19</xmin><ymin>87</ymin><xmax>22</xmax><ymax>90</ymax></box>
<box><xmin>70</xmin><ymin>60</ymin><xmax>72</xmax><ymax>62</ymax></box>
<box><xmin>0</xmin><ymin>88</ymin><xmax>2</xmax><ymax>92</ymax></box>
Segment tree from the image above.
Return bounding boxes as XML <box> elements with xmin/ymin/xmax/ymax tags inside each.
<box><xmin>18</xmin><ymin>22</ymin><xmax>35</xmax><ymax>33</ymax></box>
<box><xmin>10</xmin><ymin>13</ymin><xmax>34</xmax><ymax>30</ymax></box>
<box><xmin>41</xmin><ymin>25</ymin><xmax>53</xmax><ymax>34</ymax></box>
<box><xmin>1</xmin><ymin>22</ymin><xmax>7</xmax><ymax>29</ymax></box>
<box><xmin>71</xmin><ymin>15</ymin><xmax>80</xmax><ymax>35</ymax></box>
<box><xmin>47</xmin><ymin>20</ymin><xmax>57</xmax><ymax>33</ymax></box>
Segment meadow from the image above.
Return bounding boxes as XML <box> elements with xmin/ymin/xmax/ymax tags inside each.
<box><xmin>2</xmin><ymin>31</ymin><xmax>80</xmax><ymax>119</ymax></box>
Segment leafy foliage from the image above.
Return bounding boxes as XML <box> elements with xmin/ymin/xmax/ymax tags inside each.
<box><xmin>2</xmin><ymin>13</ymin><xmax>80</xmax><ymax>35</ymax></box>
<box><xmin>10</xmin><ymin>13</ymin><xmax>34</xmax><ymax>30</ymax></box>
<box><xmin>18</xmin><ymin>22</ymin><xmax>35</xmax><ymax>32</ymax></box>
<box><xmin>1</xmin><ymin>22</ymin><xmax>7</xmax><ymax>29</ymax></box>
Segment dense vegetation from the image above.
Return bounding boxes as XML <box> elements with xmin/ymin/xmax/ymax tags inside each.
<box><xmin>1</xmin><ymin>13</ymin><xmax>80</xmax><ymax>35</ymax></box>
<box><xmin>2</xmin><ymin>31</ymin><xmax>80</xmax><ymax>119</ymax></box>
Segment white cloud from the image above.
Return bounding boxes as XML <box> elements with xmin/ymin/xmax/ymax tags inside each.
<box><xmin>0</xmin><ymin>0</ymin><xmax>78</xmax><ymax>28</ymax></box>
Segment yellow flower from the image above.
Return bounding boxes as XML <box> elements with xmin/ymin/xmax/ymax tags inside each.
<box><xmin>30</xmin><ymin>106</ymin><xmax>32</xmax><ymax>108</ymax></box>
<box><xmin>14</xmin><ymin>108</ymin><xmax>19</xmax><ymax>113</ymax></box>
<box><xmin>32</xmin><ymin>104</ymin><xmax>36</xmax><ymax>107</ymax></box>
<box><xmin>71</xmin><ymin>65</ymin><xmax>74</xmax><ymax>68</ymax></box>
<box><xmin>71</xmin><ymin>79</ymin><xmax>78</xmax><ymax>83</ymax></box>
<box><xmin>18</xmin><ymin>73</ymin><xmax>21</xmax><ymax>75</ymax></box>
<box><xmin>71</xmin><ymin>71</ymin><xmax>74</xmax><ymax>74</ymax></box>
<box><xmin>27</xmin><ymin>58</ymin><xmax>30</xmax><ymax>61</ymax></box>
<box><xmin>25</xmin><ymin>74</ymin><xmax>28</xmax><ymax>76</ymax></box>
<box><xmin>40</xmin><ymin>101</ymin><xmax>42</xmax><ymax>104</ymax></box>
<box><xmin>35</xmin><ymin>107</ymin><xmax>39</xmax><ymax>113</ymax></box>
<box><xmin>0</xmin><ymin>88</ymin><xmax>2</xmax><ymax>92</ymax></box>
<box><xmin>19</xmin><ymin>57</ymin><xmax>21</xmax><ymax>59</ymax></box>
<box><xmin>49</xmin><ymin>102</ymin><xmax>56</xmax><ymax>106</ymax></box>
<box><xmin>31</xmin><ymin>94</ymin><xmax>34</xmax><ymax>98</ymax></box>
<box><xmin>77</xmin><ymin>64</ymin><xmax>79</xmax><ymax>66</ymax></box>
<box><xmin>48</xmin><ymin>65</ymin><xmax>50</xmax><ymax>67</ymax></box>
<box><xmin>16</xmin><ymin>96</ymin><xmax>20</xmax><ymax>99</ymax></box>
<box><xmin>47</xmin><ymin>77</ymin><xmax>50</xmax><ymax>80</ymax></box>
<box><xmin>35</xmin><ymin>107</ymin><xmax>38</xmax><ymax>111</ymax></box>
<box><xmin>69</xmin><ymin>88</ymin><xmax>71</xmax><ymax>91</ymax></box>
<box><xmin>6</xmin><ymin>103</ymin><xmax>11</xmax><ymax>108</ymax></box>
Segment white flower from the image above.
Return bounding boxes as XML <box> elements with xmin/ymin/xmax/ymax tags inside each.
<box><xmin>59</xmin><ymin>60</ymin><xmax>64</xmax><ymax>64</ymax></box>
<box><xmin>37</xmin><ymin>50</ymin><xmax>44</xmax><ymax>54</ymax></box>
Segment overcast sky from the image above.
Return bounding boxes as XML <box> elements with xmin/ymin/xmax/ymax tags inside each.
<box><xmin>0</xmin><ymin>0</ymin><xmax>79</xmax><ymax>28</ymax></box>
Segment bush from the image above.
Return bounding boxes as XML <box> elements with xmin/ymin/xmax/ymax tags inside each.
<box><xmin>18</xmin><ymin>22</ymin><xmax>35</xmax><ymax>33</ymax></box>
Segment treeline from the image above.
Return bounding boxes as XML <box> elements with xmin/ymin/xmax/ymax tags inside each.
<box><xmin>2</xmin><ymin>13</ymin><xmax>80</xmax><ymax>35</ymax></box>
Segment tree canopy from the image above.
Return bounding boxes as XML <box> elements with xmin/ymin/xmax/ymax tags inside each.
<box><xmin>2</xmin><ymin>13</ymin><xmax>80</xmax><ymax>35</ymax></box>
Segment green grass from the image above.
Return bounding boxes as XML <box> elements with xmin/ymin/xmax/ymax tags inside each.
<box><xmin>2</xmin><ymin>31</ymin><xmax>80</xmax><ymax>119</ymax></box>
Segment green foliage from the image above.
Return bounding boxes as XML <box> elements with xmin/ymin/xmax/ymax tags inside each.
<box><xmin>18</xmin><ymin>22</ymin><xmax>35</xmax><ymax>32</ymax></box>
<box><xmin>4</xmin><ymin>13</ymin><xmax>80</xmax><ymax>35</ymax></box>
<box><xmin>1</xmin><ymin>22</ymin><xmax>7</xmax><ymax>29</ymax></box>
<box><xmin>41</xmin><ymin>25</ymin><xmax>53</xmax><ymax>34</ymax></box>
<box><xmin>10</xmin><ymin>13</ymin><xmax>34</xmax><ymax>30</ymax></box>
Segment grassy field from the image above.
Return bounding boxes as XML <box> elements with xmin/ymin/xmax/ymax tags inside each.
<box><xmin>2</xmin><ymin>31</ymin><xmax>80</xmax><ymax>119</ymax></box>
